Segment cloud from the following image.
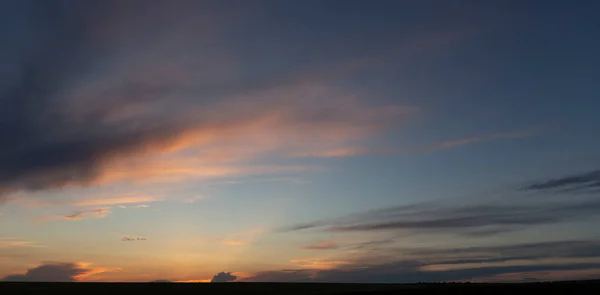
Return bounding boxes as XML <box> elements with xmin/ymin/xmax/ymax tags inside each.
<box><xmin>1</xmin><ymin>1</ymin><xmax>448</xmax><ymax>202</ymax></box>
<box><xmin>412</xmin><ymin>129</ymin><xmax>541</xmax><ymax>154</ymax></box>
<box><xmin>243</xmin><ymin>239</ymin><xmax>600</xmax><ymax>283</ymax></box>
<box><xmin>23</xmin><ymin>194</ymin><xmax>161</xmax><ymax>207</ymax></box>
<box><xmin>0</xmin><ymin>237</ymin><xmax>42</xmax><ymax>248</ymax></box>
<box><xmin>220</xmin><ymin>240</ymin><xmax>245</xmax><ymax>246</ymax></box>
<box><xmin>522</xmin><ymin>169</ymin><xmax>600</xmax><ymax>193</ymax></box>
<box><xmin>2</xmin><ymin>262</ymin><xmax>114</xmax><ymax>282</ymax></box>
<box><xmin>282</xmin><ymin>198</ymin><xmax>600</xmax><ymax>237</ymax></box>
<box><xmin>121</xmin><ymin>236</ymin><xmax>147</xmax><ymax>242</ymax></box>
<box><xmin>280</xmin><ymin>169</ymin><xmax>600</xmax><ymax>236</ymax></box>
<box><xmin>303</xmin><ymin>241</ymin><xmax>339</xmax><ymax>250</ymax></box>
<box><xmin>294</xmin><ymin>128</ymin><xmax>540</xmax><ymax>158</ymax></box>
<box><xmin>40</xmin><ymin>207</ymin><xmax>112</xmax><ymax>222</ymax></box>
<box><xmin>210</xmin><ymin>272</ymin><xmax>237</xmax><ymax>283</ymax></box>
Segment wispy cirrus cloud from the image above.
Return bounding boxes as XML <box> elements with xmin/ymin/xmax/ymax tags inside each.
<box><xmin>1</xmin><ymin>1</ymin><xmax>470</xmax><ymax>203</ymax></box>
<box><xmin>522</xmin><ymin>169</ymin><xmax>600</xmax><ymax>193</ymax></box>
<box><xmin>280</xmin><ymin>169</ymin><xmax>600</xmax><ymax>236</ymax></box>
<box><xmin>295</xmin><ymin>128</ymin><xmax>542</xmax><ymax>158</ymax></box>
<box><xmin>241</xmin><ymin>239</ymin><xmax>600</xmax><ymax>283</ymax></box>
<box><xmin>303</xmin><ymin>241</ymin><xmax>340</xmax><ymax>250</ymax></box>
<box><xmin>39</xmin><ymin>207</ymin><xmax>112</xmax><ymax>222</ymax></box>
<box><xmin>0</xmin><ymin>237</ymin><xmax>42</xmax><ymax>248</ymax></box>
<box><xmin>23</xmin><ymin>194</ymin><xmax>161</xmax><ymax>207</ymax></box>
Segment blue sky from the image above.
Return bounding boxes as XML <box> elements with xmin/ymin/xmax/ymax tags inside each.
<box><xmin>1</xmin><ymin>0</ymin><xmax>600</xmax><ymax>283</ymax></box>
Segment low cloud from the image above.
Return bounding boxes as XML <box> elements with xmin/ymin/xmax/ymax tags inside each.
<box><xmin>210</xmin><ymin>272</ymin><xmax>237</xmax><ymax>282</ymax></box>
<box><xmin>2</xmin><ymin>262</ymin><xmax>113</xmax><ymax>282</ymax></box>
<box><xmin>243</xmin><ymin>239</ymin><xmax>600</xmax><ymax>283</ymax></box>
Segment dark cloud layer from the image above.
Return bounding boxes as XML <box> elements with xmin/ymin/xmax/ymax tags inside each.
<box><xmin>522</xmin><ymin>170</ymin><xmax>600</xmax><ymax>193</ymax></box>
<box><xmin>281</xmin><ymin>169</ymin><xmax>600</xmax><ymax>236</ymax></box>
<box><xmin>2</xmin><ymin>262</ymin><xmax>91</xmax><ymax>282</ymax></box>
<box><xmin>281</xmin><ymin>199</ymin><xmax>600</xmax><ymax>237</ymax></box>
<box><xmin>242</xmin><ymin>261</ymin><xmax>600</xmax><ymax>283</ymax></box>
<box><xmin>242</xmin><ymin>239</ymin><xmax>600</xmax><ymax>283</ymax></box>
<box><xmin>0</xmin><ymin>1</ymin><xmax>204</xmax><ymax>199</ymax></box>
<box><xmin>0</xmin><ymin>1</ymin><xmax>416</xmax><ymax>201</ymax></box>
<box><xmin>211</xmin><ymin>272</ymin><xmax>237</xmax><ymax>283</ymax></box>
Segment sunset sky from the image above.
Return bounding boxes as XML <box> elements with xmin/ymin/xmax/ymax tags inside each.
<box><xmin>1</xmin><ymin>0</ymin><xmax>600</xmax><ymax>283</ymax></box>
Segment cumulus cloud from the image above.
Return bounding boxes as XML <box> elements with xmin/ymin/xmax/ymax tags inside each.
<box><xmin>210</xmin><ymin>272</ymin><xmax>237</xmax><ymax>282</ymax></box>
<box><xmin>2</xmin><ymin>262</ymin><xmax>112</xmax><ymax>282</ymax></box>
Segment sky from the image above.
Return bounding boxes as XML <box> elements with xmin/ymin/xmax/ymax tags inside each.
<box><xmin>1</xmin><ymin>0</ymin><xmax>600</xmax><ymax>283</ymax></box>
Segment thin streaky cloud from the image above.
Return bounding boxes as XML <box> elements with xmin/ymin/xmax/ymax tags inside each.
<box><xmin>522</xmin><ymin>169</ymin><xmax>600</xmax><ymax>193</ymax></box>
<box><xmin>303</xmin><ymin>241</ymin><xmax>340</xmax><ymax>250</ymax></box>
<box><xmin>37</xmin><ymin>208</ymin><xmax>112</xmax><ymax>222</ymax></box>
<box><xmin>295</xmin><ymin>128</ymin><xmax>542</xmax><ymax>158</ymax></box>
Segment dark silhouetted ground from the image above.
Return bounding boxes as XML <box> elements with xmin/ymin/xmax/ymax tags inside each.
<box><xmin>1</xmin><ymin>280</ymin><xmax>599</xmax><ymax>294</ymax></box>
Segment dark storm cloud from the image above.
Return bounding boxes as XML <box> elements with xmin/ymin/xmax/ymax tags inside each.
<box><xmin>210</xmin><ymin>272</ymin><xmax>237</xmax><ymax>283</ymax></box>
<box><xmin>522</xmin><ymin>169</ymin><xmax>600</xmax><ymax>193</ymax></box>
<box><xmin>2</xmin><ymin>262</ymin><xmax>91</xmax><ymax>282</ymax></box>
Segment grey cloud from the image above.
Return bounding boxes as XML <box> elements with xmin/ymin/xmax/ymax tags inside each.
<box><xmin>243</xmin><ymin>239</ymin><xmax>600</xmax><ymax>283</ymax></box>
<box><xmin>0</xmin><ymin>1</ymin><xmax>413</xmax><ymax>202</ymax></box>
<box><xmin>522</xmin><ymin>170</ymin><xmax>600</xmax><ymax>193</ymax></box>
<box><xmin>283</xmin><ymin>199</ymin><xmax>600</xmax><ymax>236</ymax></box>
<box><xmin>210</xmin><ymin>272</ymin><xmax>237</xmax><ymax>283</ymax></box>
<box><xmin>0</xmin><ymin>1</ymin><xmax>208</xmax><ymax>200</ymax></box>
<box><xmin>2</xmin><ymin>262</ymin><xmax>90</xmax><ymax>282</ymax></box>
<box><xmin>280</xmin><ymin>168</ymin><xmax>600</xmax><ymax>236</ymax></box>
<box><xmin>122</xmin><ymin>236</ymin><xmax>147</xmax><ymax>242</ymax></box>
<box><xmin>243</xmin><ymin>261</ymin><xmax>600</xmax><ymax>283</ymax></box>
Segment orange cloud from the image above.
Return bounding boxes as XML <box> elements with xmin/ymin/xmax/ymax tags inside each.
<box><xmin>303</xmin><ymin>241</ymin><xmax>340</xmax><ymax>250</ymax></box>
<box><xmin>289</xmin><ymin>258</ymin><xmax>352</xmax><ymax>270</ymax></box>
<box><xmin>24</xmin><ymin>194</ymin><xmax>161</xmax><ymax>208</ymax></box>
<box><xmin>221</xmin><ymin>240</ymin><xmax>245</xmax><ymax>246</ymax></box>
<box><xmin>38</xmin><ymin>207</ymin><xmax>112</xmax><ymax>222</ymax></box>
<box><xmin>0</xmin><ymin>238</ymin><xmax>42</xmax><ymax>248</ymax></box>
